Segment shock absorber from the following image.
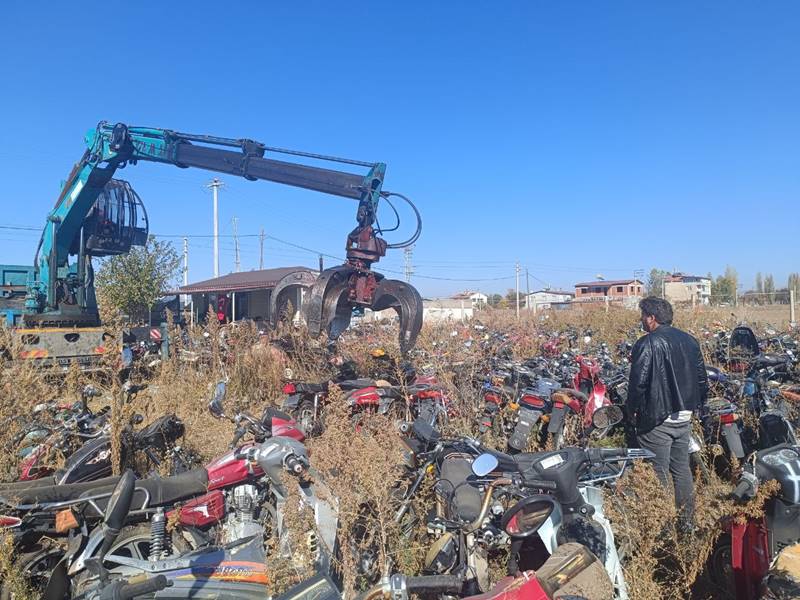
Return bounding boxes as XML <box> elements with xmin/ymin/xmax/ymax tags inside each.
<box><xmin>149</xmin><ymin>508</ymin><xmax>167</xmax><ymax>560</ymax></box>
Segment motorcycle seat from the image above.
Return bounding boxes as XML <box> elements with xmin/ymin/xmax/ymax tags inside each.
<box><xmin>1</xmin><ymin>468</ymin><xmax>209</xmax><ymax>510</ymax></box>
<box><xmin>295</xmin><ymin>382</ymin><xmax>328</xmax><ymax>394</ymax></box>
<box><xmin>753</xmin><ymin>354</ymin><xmax>791</xmax><ymax>368</ymax></box>
<box><xmin>337</xmin><ymin>378</ymin><xmax>379</xmax><ymax>390</ymax></box>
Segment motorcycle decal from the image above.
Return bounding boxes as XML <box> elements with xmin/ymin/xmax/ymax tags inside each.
<box><xmin>172</xmin><ymin>560</ymin><xmax>269</xmax><ymax>584</ymax></box>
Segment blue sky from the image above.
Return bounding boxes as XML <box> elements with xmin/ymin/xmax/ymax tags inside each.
<box><xmin>1</xmin><ymin>2</ymin><xmax>798</xmax><ymax>297</ymax></box>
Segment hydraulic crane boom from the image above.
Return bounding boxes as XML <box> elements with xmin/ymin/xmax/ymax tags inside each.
<box><xmin>25</xmin><ymin>122</ymin><xmax>422</xmax><ymax>354</ymax></box>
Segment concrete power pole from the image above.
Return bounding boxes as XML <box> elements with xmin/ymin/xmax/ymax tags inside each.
<box><xmin>259</xmin><ymin>228</ymin><xmax>265</xmax><ymax>270</ymax></box>
<box><xmin>515</xmin><ymin>262</ymin><xmax>521</xmax><ymax>319</ymax></box>
<box><xmin>403</xmin><ymin>246</ymin><xmax>414</xmax><ymax>283</ymax></box>
<box><xmin>182</xmin><ymin>237</ymin><xmax>189</xmax><ymax>306</ymax></box>
<box><xmin>526</xmin><ymin>268</ymin><xmax>530</xmax><ymax>310</ymax></box>
<box><xmin>232</xmin><ymin>217</ymin><xmax>241</xmax><ymax>273</ymax></box>
<box><xmin>207</xmin><ymin>178</ymin><xmax>224</xmax><ymax>278</ymax></box>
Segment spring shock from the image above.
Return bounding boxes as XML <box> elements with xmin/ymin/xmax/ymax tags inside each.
<box><xmin>149</xmin><ymin>508</ymin><xmax>167</xmax><ymax>560</ymax></box>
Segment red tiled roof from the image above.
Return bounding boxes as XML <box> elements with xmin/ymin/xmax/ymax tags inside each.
<box><xmin>574</xmin><ymin>279</ymin><xmax>642</xmax><ymax>287</ymax></box>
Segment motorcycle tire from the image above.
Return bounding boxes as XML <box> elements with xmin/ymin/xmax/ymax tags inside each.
<box><xmin>0</xmin><ymin>544</ymin><xmax>64</xmax><ymax>600</ymax></box>
<box><xmin>705</xmin><ymin>533</ymin><xmax>734</xmax><ymax>596</ymax></box>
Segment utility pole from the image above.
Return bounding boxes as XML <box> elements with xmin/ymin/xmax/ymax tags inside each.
<box><xmin>526</xmin><ymin>268</ymin><xmax>531</xmax><ymax>310</ymax></box>
<box><xmin>515</xmin><ymin>262</ymin><xmax>521</xmax><ymax>319</ymax></box>
<box><xmin>232</xmin><ymin>217</ymin><xmax>241</xmax><ymax>273</ymax></box>
<box><xmin>207</xmin><ymin>178</ymin><xmax>224</xmax><ymax>278</ymax></box>
<box><xmin>403</xmin><ymin>246</ymin><xmax>414</xmax><ymax>283</ymax></box>
<box><xmin>182</xmin><ymin>236</ymin><xmax>189</xmax><ymax>302</ymax></box>
<box><xmin>259</xmin><ymin>228</ymin><xmax>265</xmax><ymax>270</ymax></box>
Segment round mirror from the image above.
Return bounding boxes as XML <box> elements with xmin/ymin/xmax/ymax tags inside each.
<box><xmin>592</xmin><ymin>405</ymin><xmax>623</xmax><ymax>429</ymax></box>
<box><xmin>471</xmin><ymin>453</ymin><xmax>499</xmax><ymax>477</ymax></box>
<box><xmin>501</xmin><ymin>495</ymin><xmax>556</xmax><ymax>537</ymax></box>
<box><xmin>208</xmin><ymin>381</ymin><xmax>227</xmax><ymax>419</ymax></box>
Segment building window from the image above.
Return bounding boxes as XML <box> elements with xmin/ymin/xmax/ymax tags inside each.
<box><xmin>616</xmin><ymin>286</ymin><xmax>623</xmax><ymax>293</ymax></box>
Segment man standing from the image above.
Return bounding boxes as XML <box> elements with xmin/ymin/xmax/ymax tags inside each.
<box><xmin>627</xmin><ymin>297</ymin><xmax>708</xmax><ymax>529</ymax></box>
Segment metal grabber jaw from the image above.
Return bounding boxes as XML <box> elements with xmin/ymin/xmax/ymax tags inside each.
<box><xmin>270</xmin><ymin>265</ymin><xmax>423</xmax><ymax>354</ymax></box>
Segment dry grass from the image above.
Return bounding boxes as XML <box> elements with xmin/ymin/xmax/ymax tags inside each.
<box><xmin>0</xmin><ymin>307</ymin><xmax>796</xmax><ymax>598</ymax></box>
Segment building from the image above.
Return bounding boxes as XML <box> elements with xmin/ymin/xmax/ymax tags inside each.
<box><xmin>524</xmin><ymin>289</ymin><xmax>574</xmax><ymax>310</ymax></box>
<box><xmin>664</xmin><ymin>273</ymin><xmax>711</xmax><ymax>305</ymax></box>
<box><xmin>574</xmin><ymin>279</ymin><xmax>644</xmax><ymax>308</ymax></box>
<box><xmin>176</xmin><ymin>266</ymin><xmax>316</xmax><ymax>324</ymax></box>
<box><xmin>451</xmin><ymin>290</ymin><xmax>488</xmax><ymax>307</ymax></box>
<box><xmin>422</xmin><ymin>298</ymin><xmax>474</xmax><ymax>321</ymax></box>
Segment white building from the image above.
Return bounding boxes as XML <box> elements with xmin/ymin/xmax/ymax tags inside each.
<box><xmin>423</xmin><ymin>298</ymin><xmax>474</xmax><ymax>321</ymax></box>
<box><xmin>451</xmin><ymin>290</ymin><xmax>488</xmax><ymax>307</ymax></box>
<box><xmin>524</xmin><ymin>289</ymin><xmax>574</xmax><ymax>310</ymax></box>
<box><xmin>664</xmin><ymin>273</ymin><xmax>711</xmax><ymax>305</ymax></box>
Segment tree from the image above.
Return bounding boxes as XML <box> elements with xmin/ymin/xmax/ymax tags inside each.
<box><xmin>755</xmin><ymin>272</ymin><xmax>763</xmax><ymax>294</ymax></box>
<box><xmin>505</xmin><ymin>288</ymin><xmax>519</xmax><ymax>309</ymax></box>
<box><xmin>789</xmin><ymin>273</ymin><xmax>800</xmax><ymax>296</ymax></box>
<box><xmin>646</xmin><ymin>268</ymin><xmax>667</xmax><ymax>298</ymax></box>
<box><xmin>487</xmin><ymin>293</ymin><xmax>503</xmax><ymax>308</ymax></box>
<box><xmin>764</xmin><ymin>274</ymin><xmax>776</xmax><ymax>304</ymax></box>
<box><xmin>96</xmin><ymin>236</ymin><xmax>182</xmax><ymax>322</ymax></box>
<box><xmin>711</xmin><ymin>265</ymin><xmax>738</xmax><ymax>305</ymax></box>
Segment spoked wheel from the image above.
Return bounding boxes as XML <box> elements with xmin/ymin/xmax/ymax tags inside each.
<box><xmin>0</xmin><ymin>545</ymin><xmax>63</xmax><ymax>600</ymax></box>
<box><xmin>706</xmin><ymin>533</ymin><xmax>734</xmax><ymax>596</ymax></box>
<box><xmin>296</xmin><ymin>399</ymin><xmax>323</xmax><ymax>437</ymax></box>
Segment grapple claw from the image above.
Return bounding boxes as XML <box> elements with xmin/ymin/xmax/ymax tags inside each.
<box><xmin>370</xmin><ymin>278</ymin><xmax>423</xmax><ymax>354</ymax></box>
<box><xmin>269</xmin><ymin>270</ymin><xmax>319</xmax><ymax>329</ymax></box>
<box><xmin>302</xmin><ymin>265</ymin><xmax>358</xmax><ymax>340</ymax></box>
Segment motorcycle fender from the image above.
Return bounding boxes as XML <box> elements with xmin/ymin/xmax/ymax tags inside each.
<box><xmin>536</xmin><ymin>516</ymin><xmax>559</xmax><ymax>555</ymax></box>
<box><xmin>508</xmin><ymin>409</ymin><xmax>542</xmax><ymax>452</ymax></box>
<box><xmin>722</xmin><ymin>423</ymin><xmax>746</xmax><ymax>459</ymax></box>
<box><xmin>547</xmin><ymin>405</ymin><xmax>567</xmax><ymax>435</ymax></box>
<box><xmin>581</xmin><ymin>485</ymin><xmax>628</xmax><ymax>599</ymax></box>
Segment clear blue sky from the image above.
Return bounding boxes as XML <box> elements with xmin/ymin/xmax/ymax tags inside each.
<box><xmin>1</xmin><ymin>2</ymin><xmax>798</xmax><ymax>297</ymax></box>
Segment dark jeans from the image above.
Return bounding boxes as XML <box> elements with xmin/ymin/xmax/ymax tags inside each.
<box><xmin>637</xmin><ymin>420</ymin><xmax>694</xmax><ymax>525</ymax></box>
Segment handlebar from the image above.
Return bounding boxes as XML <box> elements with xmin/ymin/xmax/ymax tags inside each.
<box><xmin>230</xmin><ymin>427</ymin><xmax>247</xmax><ymax>449</ymax></box>
<box><xmin>406</xmin><ymin>575</ymin><xmax>463</xmax><ymax>593</ymax></box>
<box><xmin>284</xmin><ymin>454</ymin><xmax>305</xmax><ymax>474</ymax></box>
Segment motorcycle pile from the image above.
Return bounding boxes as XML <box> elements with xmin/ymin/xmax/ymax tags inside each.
<box><xmin>0</xmin><ymin>321</ymin><xmax>798</xmax><ymax>600</ymax></box>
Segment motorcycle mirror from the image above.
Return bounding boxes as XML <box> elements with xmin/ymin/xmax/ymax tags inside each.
<box><xmin>592</xmin><ymin>405</ymin><xmax>624</xmax><ymax>429</ymax></box>
<box><xmin>471</xmin><ymin>453</ymin><xmax>499</xmax><ymax>477</ymax></box>
<box><xmin>208</xmin><ymin>381</ymin><xmax>227</xmax><ymax>418</ymax></box>
<box><xmin>131</xmin><ymin>414</ymin><xmax>144</xmax><ymax>425</ymax></box>
<box><xmin>501</xmin><ymin>495</ymin><xmax>557</xmax><ymax>538</ymax></box>
<box><xmin>120</xmin><ymin>347</ymin><xmax>133</xmax><ymax>369</ymax></box>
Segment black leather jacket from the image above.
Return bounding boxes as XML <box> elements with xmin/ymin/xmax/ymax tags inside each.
<box><xmin>627</xmin><ymin>325</ymin><xmax>708</xmax><ymax>434</ymax></box>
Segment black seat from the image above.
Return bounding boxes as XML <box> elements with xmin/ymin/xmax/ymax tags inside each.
<box><xmin>0</xmin><ymin>474</ymin><xmax>121</xmax><ymax>506</ymax></box>
<box><xmin>753</xmin><ymin>354</ymin><xmax>790</xmax><ymax>369</ymax></box>
<box><xmin>295</xmin><ymin>382</ymin><xmax>328</xmax><ymax>394</ymax></box>
<box><xmin>337</xmin><ymin>378</ymin><xmax>378</xmax><ymax>390</ymax></box>
<box><xmin>1</xmin><ymin>468</ymin><xmax>209</xmax><ymax>509</ymax></box>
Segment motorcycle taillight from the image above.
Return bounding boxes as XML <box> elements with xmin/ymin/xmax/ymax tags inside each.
<box><xmin>282</xmin><ymin>383</ymin><xmax>297</xmax><ymax>394</ymax></box>
<box><xmin>721</xmin><ymin>413</ymin><xmax>738</xmax><ymax>424</ymax></box>
<box><xmin>484</xmin><ymin>392</ymin><xmax>502</xmax><ymax>405</ymax></box>
<box><xmin>520</xmin><ymin>395</ymin><xmax>545</xmax><ymax>408</ymax></box>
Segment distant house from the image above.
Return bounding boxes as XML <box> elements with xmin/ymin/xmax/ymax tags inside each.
<box><xmin>176</xmin><ymin>266</ymin><xmax>316</xmax><ymax>324</ymax></box>
<box><xmin>423</xmin><ymin>298</ymin><xmax>474</xmax><ymax>321</ymax></box>
<box><xmin>574</xmin><ymin>279</ymin><xmax>644</xmax><ymax>308</ymax></box>
<box><xmin>451</xmin><ymin>290</ymin><xmax>488</xmax><ymax>307</ymax></box>
<box><xmin>664</xmin><ymin>273</ymin><xmax>711</xmax><ymax>305</ymax></box>
<box><xmin>524</xmin><ymin>289</ymin><xmax>574</xmax><ymax>310</ymax></box>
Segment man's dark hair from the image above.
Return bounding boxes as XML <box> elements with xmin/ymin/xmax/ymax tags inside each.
<box><xmin>640</xmin><ymin>296</ymin><xmax>673</xmax><ymax>325</ymax></box>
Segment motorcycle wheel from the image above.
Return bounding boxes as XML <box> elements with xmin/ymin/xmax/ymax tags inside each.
<box><xmin>0</xmin><ymin>545</ymin><xmax>63</xmax><ymax>600</ymax></box>
<box><xmin>296</xmin><ymin>399</ymin><xmax>322</xmax><ymax>437</ymax></box>
<box><xmin>706</xmin><ymin>533</ymin><xmax>734</xmax><ymax>595</ymax></box>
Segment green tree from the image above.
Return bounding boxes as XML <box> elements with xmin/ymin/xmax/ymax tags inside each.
<box><xmin>96</xmin><ymin>236</ymin><xmax>182</xmax><ymax>322</ymax></box>
<box><xmin>711</xmin><ymin>265</ymin><xmax>738</xmax><ymax>305</ymax></box>
<box><xmin>646</xmin><ymin>268</ymin><xmax>667</xmax><ymax>298</ymax></box>
<box><xmin>505</xmin><ymin>288</ymin><xmax>518</xmax><ymax>308</ymax></box>
<box><xmin>487</xmin><ymin>293</ymin><xmax>503</xmax><ymax>308</ymax></box>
